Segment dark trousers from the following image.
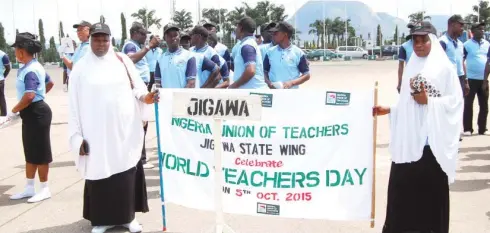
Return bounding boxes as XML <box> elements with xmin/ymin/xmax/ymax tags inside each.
<box><xmin>141</xmin><ymin>81</ymin><xmax>149</xmax><ymax>163</ymax></box>
<box><xmin>141</xmin><ymin>122</ymin><xmax>148</xmax><ymax>163</ymax></box>
<box><xmin>463</xmin><ymin>79</ymin><xmax>489</xmax><ymax>134</ymax></box>
<box><xmin>0</xmin><ymin>80</ymin><xmax>6</xmax><ymax>116</ymax></box>
<box><xmin>148</xmin><ymin>72</ymin><xmax>155</xmax><ymax>92</ymax></box>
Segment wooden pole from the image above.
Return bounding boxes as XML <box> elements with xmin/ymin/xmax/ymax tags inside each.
<box><xmin>370</xmin><ymin>81</ymin><xmax>379</xmax><ymax>228</ymax></box>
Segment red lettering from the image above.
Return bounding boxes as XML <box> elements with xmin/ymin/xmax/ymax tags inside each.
<box><xmin>234</xmin><ymin>157</ymin><xmax>284</xmax><ymax>168</ymax></box>
<box><xmin>285</xmin><ymin>192</ymin><xmax>312</xmax><ymax>202</ymax></box>
<box><xmin>256</xmin><ymin>192</ymin><xmax>278</xmax><ymax>201</ymax></box>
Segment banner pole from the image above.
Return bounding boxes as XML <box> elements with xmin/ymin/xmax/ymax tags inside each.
<box><xmin>154</xmin><ymin>101</ymin><xmax>168</xmax><ymax>232</ymax></box>
<box><xmin>213</xmin><ymin>118</ymin><xmax>225</xmax><ymax>233</ymax></box>
<box><xmin>371</xmin><ymin>81</ymin><xmax>379</xmax><ymax>228</ymax></box>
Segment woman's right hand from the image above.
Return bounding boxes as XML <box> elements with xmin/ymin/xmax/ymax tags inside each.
<box><xmin>373</xmin><ymin>106</ymin><xmax>390</xmax><ymax>116</ymax></box>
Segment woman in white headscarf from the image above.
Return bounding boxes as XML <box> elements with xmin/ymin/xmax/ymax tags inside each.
<box><xmin>374</xmin><ymin>21</ymin><xmax>463</xmax><ymax>233</ymax></box>
<box><xmin>68</xmin><ymin>23</ymin><xmax>158</xmax><ymax>233</ymax></box>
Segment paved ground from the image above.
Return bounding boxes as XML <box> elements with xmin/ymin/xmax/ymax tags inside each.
<box><xmin>0</xmin><ymin>60</ymin><xmax>489</xmax><ymax>233</ymax></box>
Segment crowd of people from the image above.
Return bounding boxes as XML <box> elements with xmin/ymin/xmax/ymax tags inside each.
<box><xmin>0</xmin><ymin>16</ymin><xmax>312</xmax><ymax>233</ymax></box>
<box><xmin>0</xmin><ymin>12</ymin><xmax>487</xmax><ymax>233</ymax></box>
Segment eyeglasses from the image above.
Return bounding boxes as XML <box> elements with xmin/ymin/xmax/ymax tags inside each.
<box><xmin>77</xmin><ymin>28</ymin><xmax>89</xmax><ymax>32</ymax></box>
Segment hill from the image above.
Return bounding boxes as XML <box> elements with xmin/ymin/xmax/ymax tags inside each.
<box><xmin>288</xmin><ymin>0</ymin><xmax>450</xmax><ymax>44</ymax></box>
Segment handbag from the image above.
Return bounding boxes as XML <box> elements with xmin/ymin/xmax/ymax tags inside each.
<box><xmin>115</xmin><ymin>53</ymin><xmax>152</xmax><ymax>122</ymax></box>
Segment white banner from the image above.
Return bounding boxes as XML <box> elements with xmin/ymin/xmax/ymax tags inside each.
<box><xmin>157</xmin><ymin>89</ymin><xmax>375</xmax><ymax>220</ymax></box>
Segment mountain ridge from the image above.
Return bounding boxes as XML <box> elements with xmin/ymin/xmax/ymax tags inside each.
<box><xmin>289</xmin><ymin>0</ymin><xmax>449</xmax><ymax>44</ymax></box>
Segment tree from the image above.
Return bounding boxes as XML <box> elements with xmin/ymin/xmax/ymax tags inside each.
<box><xmin>401</xmin><ymin>32</ymin><xmax>406</xmax><ymax>43</ymax></box>
<box><xmin>112</xmin><ymin>37</ymin><xmax>116</xmax><ymax>47</ymax></box>
<box><xmin>202</xmin><ymin>8</ymin><xmax>229</xmax><ymax>32</ymax></box>
<box><xmin>38</xmin><ymin>19</ymin><xmax>46</xmax><ymax>63</ymax></box>
<box><xmin>393</xmin><ymin>25</ymin><xmax>399</xmax><ymax>44</ymax></box>
<box><xmin>0</xmin><ymin>23</ymin><xmax>7</xmax><ymax>50</ymax></box>
<box><xmin>16</xmin><ymin>29</ymin><xmax>19</xmax><ymax>35</ymax></box>
<box><xmin>0</xmin><ymin>23</ymin><xmax>15</xmax><ymax>62</ymax></box>
<box><xmin>472</xmin><ymin>1</ymin><xmax>490</xmax><ymax>27</ymax></box>
<box><xmin>308</xmin><ymin>20</ymin><xmax>324</xmax><ymax>48</ymax></box>
<box><xmin>45</xmin><ymin>36</ymin><xmax>58</xmax><ymax>62</ymax></box>
<box><xmin>408</xmin><ymin>11</ymin><xmax>431</xmax><ymax>24</ymax></box>
<box><xmin>131</xmin><ymin>8</ymin><xmax>163</xmax><ymax>29</ymax></box>
<box><xmin>121</xmin><ymin>13</ymin><xmax>127</xmax><ymax>48</ymax></box>
<box><xmin>100</xmin><ymin>15</ymin><xmax>106</xmax><ymax>24</ymax></box>
<box><xmin>376</xmin><ymin>24</ymin><xmax>382</xmax><ymax>46</ymax></box>
<box><xmin>172</xmin><ymin>9</ymin><xmax>193</xmax><ymax>30</ymax></box>
<box><xmin>59</xmin><ymin>21</ymin><xmax>65</xmax><ymax>44</ymax></box>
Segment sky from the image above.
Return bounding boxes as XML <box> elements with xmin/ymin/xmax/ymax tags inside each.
<box><xmin>0</xmin><ymin>0</ymin><xmax>479</xmax><ymax>43</ymax></box>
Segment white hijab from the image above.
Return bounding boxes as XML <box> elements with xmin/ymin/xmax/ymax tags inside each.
<box><xmin>389</xmin><ymin>34</ymin><xmax>464</xmax><ymax>183</ymax></box>
<box><xmin>68</xmin><ymin>37</ymin><xmax>150</xmax><ymax>180</ymax></box>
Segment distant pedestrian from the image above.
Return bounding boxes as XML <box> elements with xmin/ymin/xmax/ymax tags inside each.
<box><xmin>397</xmin><ymin>23</ymin><xmax>415</xmax><ymax>93</ymax></box>
<box><xmin>204</xmin><ymin>22</ymin><xmax>231</xmax><ymax>69</ymax></box>
<box><xmin>228</xmin><ymin>17</ymin><xmax>268</xmax><ymax>89</ymax></box>
<box><xmin>208</xmin><ymin>33</ymin><xmax>231</xmax><ymax>88</ymax></box>
<box><xmin>0</xmin><ymin>49</ymin><xmax>11</xmax><ymax>116</ymax></box>
<box><xmin>62</xmin><ymin>21</ymin><xmax>91</xmax><ymax>71</ymax></box>
<box><xmin>9</xmin><ymin>32</ymin><xmax>55</xmax><ymax>203</ymax></box>
<box><xmin>259</xmin><ymin>22</ymin><xmax>277</xmax><ymax>62</ymax></box>
<box><xmin>189</xmin><ymin>26</ymin><xmax>221</xmax><ymax>88</ymax></box>
<box><xmin>122</xmin><ymin>22</ymin><xmax>161</xmax><ymax>170</ymax></box>
<box><xmin>440</xmin><ymin>15</ymin><xmax>470</xmax><ymax>96</ymax></box>
<box><xmin>68</xmin><ymin>23</ymin><xmax>157</xmax><ymax>233</ymax></box>
<box><xmin>255</xmin><ymin>35</ymin><xmax>263</xmax><ymax>45</ymax></box>
<box><xmin>145</xmin><ymin>35</ymin><xmax>163</xmax><ymax>92</ymax></box>
<box><xmin>264</xmin><ymin>22</ymin><xmax>310</xmax><ymax>89</ymax></box>
<box><xmin>180</xmin><ymin>33</ymin><xmax>191</xmax><ymax>50</ymax></box>
<box><xmin>463</xmin><ymin>22</ymin><xmax>489</xmax><ymax>136</ymax></box>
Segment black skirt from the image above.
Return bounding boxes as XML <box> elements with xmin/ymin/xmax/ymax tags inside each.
<box><xmin>83</xmin><ymin>161</ymin><xmax>149</xmax><ymax>226</ymax></box>
<box><xmin>382</xmin><ymin>146</ymin><xmax>449</xmax><ymax>233</ymax></box>
<box><xmin>20</xmin><ymin>100</ymin><xmax>52</xmax><ymax>165</ymax></box>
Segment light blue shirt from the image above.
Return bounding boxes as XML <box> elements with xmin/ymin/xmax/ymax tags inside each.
<box><xmin>399</xmin><ymin>40</ymin><xmax>413</xmax><ymax>63</ymax></box>
<box><xmin>191</xmin><ymin>45</ymin><xmax>221</xmax><ymax>87</ymax></box>
<box><xmin>16</xmin><ymin>59</ymin><xmax>49</xmax><ymax>102</ymax></box>
<box><xmin>259</xmin><ymin>43</ymin><xmax>273</xmax><ymax>62</ymax></box>
<box><xmin>122</xmin><ymin>40</ymin><xmax>150</xmax><ymax>83</ymax></box>
<box><xmin>155</xmin><ymin>48</ymin><xmax>197</xmax><ymax>88</ymax></box>
<box><xmin>71</xmin><ymin>41</ymin><xmax>90</xmax><ymax>66</ymax></box>
<box><xmin>263</xmin><ymin>44</ymin><xmax>309</xmax><ymax>89</ymax></box>
<box><xmin>232</xmin><ymin>36</ymin><xmax>268</xmax><ymax>89</ymax></box>
<box><xmin>440</xmin><ymin>34</ymin><xmax>465</xmax><ymax>76</ymax></box>
<box><xmin>145</xmin><ymin>48</ymin><xmax>163</xmax><ymax>72</ymax></box>
<box><xmin>215</xmin><ymin>42</ymin><xmax>229</xmax><ymax>59</ymax></box>
<box><xmin>463</xmin><ymin>39</ymin><xmax>490</xmax><ymax>80</ymax></box>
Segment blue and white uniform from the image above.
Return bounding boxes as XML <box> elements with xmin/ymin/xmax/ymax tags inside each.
<box><xmin>122</xmin><ymin>40</ymin><xmax>151</xmax><ymax>83</ymax></box>
<box><xmin>232</xmin><ymin>36</ymin><xmax>268</xmax><ymax>89</ymax></box>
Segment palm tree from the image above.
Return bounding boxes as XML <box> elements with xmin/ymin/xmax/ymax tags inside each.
<box><xmin>172</xmin><ymin>9</ymin><xmax>193</xmax><ymax>30</ymax></box>
<box><xmin>131</xmin><ymin>8</ymin><xmax>162</xmax><ymax>29</ymax></box>
<box><xmin>324</xmin><ymin>18</ymin><xmax>333</xmax><ymax>45</ymax></box>
<box><xmin>202</xmin><ymin>8</ymin><xmax>229</xmax><ymax>31</ymax></box>
<box><xmin>408</xmin><ymin>11</ymin><xmax>431</xmax><ymax>24</ymax></box>
<box><xmin>308</xmin><ymin>20</ymin><xmax>323</xmax><ymax>48</ymax></box>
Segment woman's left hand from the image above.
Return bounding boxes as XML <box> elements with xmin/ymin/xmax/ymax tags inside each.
<box><xmin>412</xmin><ymin>83</ymin><xmax>428</xmax><ymax>105</ymax></box>
<box><xmin>144</xmin><ymin>90</ymin><xmax>160</xmax><ymax>104</ymax></box>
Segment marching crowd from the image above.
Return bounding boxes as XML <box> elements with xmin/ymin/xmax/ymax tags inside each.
<box><xmin>0</xmin><ymin>12</ymin><xmax>487</xmax><ymax>233</ymax></box>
